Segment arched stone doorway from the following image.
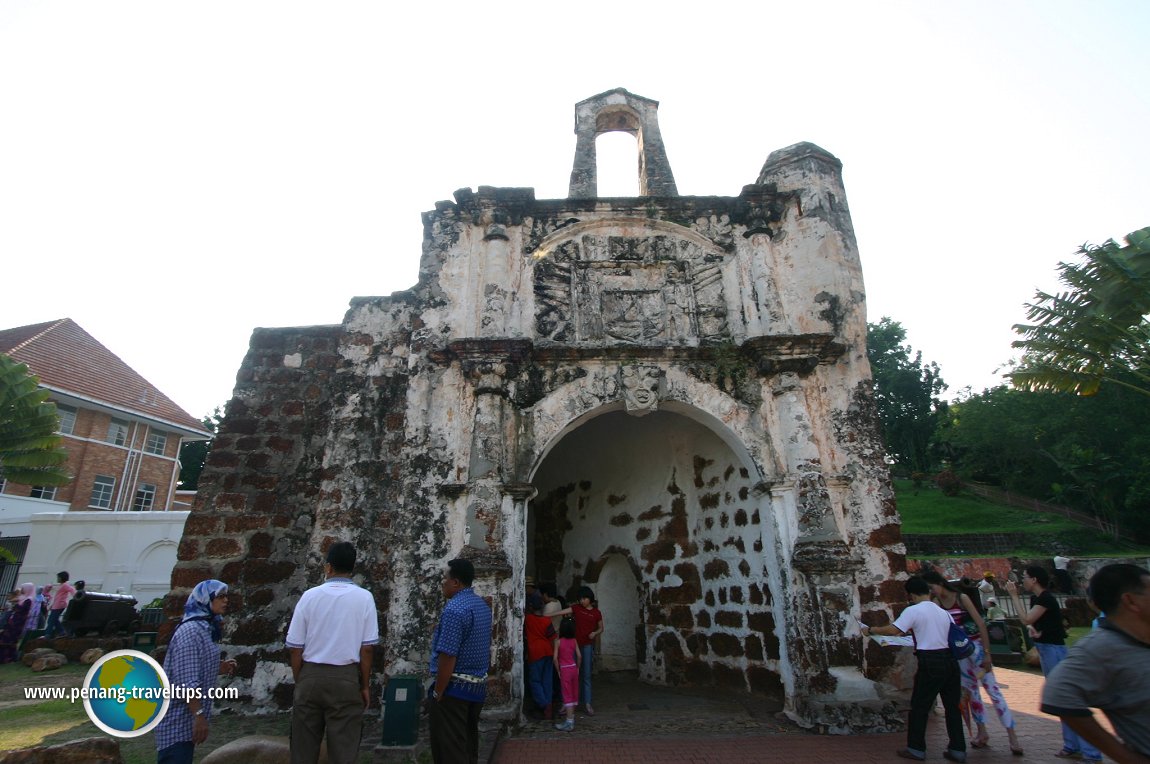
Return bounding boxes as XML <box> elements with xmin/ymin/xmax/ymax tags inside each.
<box><xmin>527</xmin><ymin>407</ymin><xmax>784</xmax><ymax>693</ymax></box>
<box><xmin>593</xmin><ymin>554</ymin><xmax>640</xmax><ymax>671</ymax></box>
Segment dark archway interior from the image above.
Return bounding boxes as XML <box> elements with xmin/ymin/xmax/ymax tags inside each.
<box><xmin>527</xmin><ymin>409</ymin><xmax>783</xmax><ymax>694</ymax></box>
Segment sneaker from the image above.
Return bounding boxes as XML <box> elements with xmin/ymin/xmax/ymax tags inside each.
<box><xmin>896</xmin><ymin>750</ymin><xmax>926</xmax><ymax>762</ymax></box>
<box><xmin>1055</xmin><ymin>752</ymin><xmax>1083</xmax><ymax>760</ymax></box>
<box><xmin>554</xmin><ymin>720</ymin><xmax>574</xmax><ymax>732</ymax></box>
<box><xmin>942</xmin><ymin>751</ymin><xmax>967</xmax><ymax>764</ymax></box>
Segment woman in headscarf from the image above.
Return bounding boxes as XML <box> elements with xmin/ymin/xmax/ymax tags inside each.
<box><xmin>25</xmin><ymin>585</ymin><xmax>44</xmax><ymax>635</ymax></box>
<box><xmin>153</xmin><ymin>580</ymin><xmax>234</xmax><ymax>764</ymax></box>
<box><xmin>0</xmin><ymin>584</ymin><xmax>35</xmax><ymax>663</ymax></box>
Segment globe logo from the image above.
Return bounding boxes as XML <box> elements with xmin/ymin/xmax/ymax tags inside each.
<box><xmin>82</xmin><ymin>650</ymin><xmax>171</xmax><ymax>738</ymax></box>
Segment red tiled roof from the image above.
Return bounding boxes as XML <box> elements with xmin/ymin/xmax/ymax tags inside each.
<box><xmin>0</xmin><ymin>318</ymin><xmax>210</xmax><ymax>436</ymax></box>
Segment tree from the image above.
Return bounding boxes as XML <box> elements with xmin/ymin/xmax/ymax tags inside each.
<box><xmin>177</xmin><ymin>407</ymin><xmax>224</xmax><ymax>490</ymax></box>
<box><xmin>1011</xmin><ymin>227</ymin><xmax>1150</xmax><ymax>397</ymax></box>
<box><xmin>867</xmin><ymin>318</ymin><xmax>948</xmax><ymax>473</ymax></box>
<box><xmin>0</xmin><ymin>353</ymin><xmax>70</xmax><ymax>486</ymax></box>
<box><xmin>936</xmin><ymin>380</ymin><xmax>1150</xmax><ymax>541</ymax></box>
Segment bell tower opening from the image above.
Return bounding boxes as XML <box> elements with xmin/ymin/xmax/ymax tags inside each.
<box><xmin>568</xmin><ymin>88</ymin><xmax>678</xmax><ymax>199</ymax></box>
<box><xmin>595</xmin><ymin>130</ymin><xmax>641</xmax><ymax>197</ymax></box>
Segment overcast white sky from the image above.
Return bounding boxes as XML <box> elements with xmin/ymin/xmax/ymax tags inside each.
<box><xmin>1</xmin><ymin>1</ymin><xmax>1147</xmax><ymax>420</ymax></box>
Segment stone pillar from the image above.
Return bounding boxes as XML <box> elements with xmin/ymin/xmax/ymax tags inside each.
<box><xmin>451</xmin><ymin>339</ymin><xmax>532</xmax><ymax>716</ymax></box>
<box><xmin>768</xmin><ymin>371</ymin><xmax>876</xmax><ymax>731</ymax></box>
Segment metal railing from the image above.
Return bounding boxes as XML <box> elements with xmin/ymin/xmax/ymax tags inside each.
<box><xmin>965</xmin><ymin>483</ymin><xmax>1117</xmax><ymax>537</ymax></box>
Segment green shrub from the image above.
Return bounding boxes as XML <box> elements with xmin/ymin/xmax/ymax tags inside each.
<box><xmin>934</xmin><ymin>469</ymin><xmax>963</xmax><ymax>497</ymax></box>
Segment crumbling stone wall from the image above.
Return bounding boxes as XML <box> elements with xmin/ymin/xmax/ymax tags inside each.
<box><xmin>170</xmin><ymin>88</ymin><xmax>905</xmax><ymax>731</ymax></box>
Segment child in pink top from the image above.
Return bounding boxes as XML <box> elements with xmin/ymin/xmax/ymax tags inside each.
<box><xmin>553</xmin><ymin>618</ymin><xmax>580</xmax><ymax>732</ymax></box>
<box><xmin>43</xmin><ymin>571</ymin><xmax>75</xmax><ymax>639</ymax></box>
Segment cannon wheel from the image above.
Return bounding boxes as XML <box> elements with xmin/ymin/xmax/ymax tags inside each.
<box><xmin>102</xmin><ymin>620</ymin><xmax>120</xmax><ymax>637</ymax></box>
<box><xmin>129</xmin><ymin>619</ymin><xmax>141</xmax><ymax>633</ymax></box>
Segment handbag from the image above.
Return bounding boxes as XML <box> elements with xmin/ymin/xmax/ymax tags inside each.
<box><xmin>948</xmin><ymin>622</ymin><xmax>976</xmax><ymax>660</ymax></box>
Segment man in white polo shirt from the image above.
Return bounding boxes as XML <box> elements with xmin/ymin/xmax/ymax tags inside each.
<box><xmin>863</xmin><ymin>575</ymin><xmax>967</xmax><ymax>763</ymax></box>
<box><xmin>287</xmin><ymin>541</ymin><xmax>379</xmax><ymax>764</ymax></box>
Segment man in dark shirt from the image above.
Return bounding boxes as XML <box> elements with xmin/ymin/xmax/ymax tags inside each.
<box><xmin>1007</xmin><ymin>566</ymin><xmax>1102</xmax><ymax>764</ymax></box>
<box><xmin>1041</xmin><ymin>564</ymin><xmax>1150</xmax><ymax>764</ymax></box>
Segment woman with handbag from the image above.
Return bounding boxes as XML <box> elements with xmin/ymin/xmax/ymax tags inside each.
<box><xmin>923</xmin><ymin>571</ymin><xmax>1024</xmax><ymax>755</ymax></box>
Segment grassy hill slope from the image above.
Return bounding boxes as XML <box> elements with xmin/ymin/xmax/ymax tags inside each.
<box><xmin>893</xmin><ymin>479</ymin><xmax>1150</xmax><ymax>556</ymax></box>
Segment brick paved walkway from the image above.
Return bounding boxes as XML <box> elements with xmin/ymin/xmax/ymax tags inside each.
<box><xmin>494</xmin><ymin>667</ymin><xmax>1106</xmax><ymax>764</ymax></box>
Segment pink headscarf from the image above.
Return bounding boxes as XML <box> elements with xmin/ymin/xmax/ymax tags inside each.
<box><xmin>18</xmin><ymin>583</ymin><xmax>34</xmax><ymax>604</ymax></box>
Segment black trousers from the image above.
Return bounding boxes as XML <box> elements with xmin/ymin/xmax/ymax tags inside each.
<box><xmin>429</xmin><ymin>694</ymin><xmax>483</xmax><ymax>764</ymax></box>
<box><xmin>906</xmin><ymin>650</ymin><xmax>965</xmax><ymax>755</ymax></box>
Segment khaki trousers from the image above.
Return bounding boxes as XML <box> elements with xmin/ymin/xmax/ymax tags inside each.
<box><xmin>290</xmin><ymin>662</ymin><xmax>363</xmax><ymax>764</ymax></box>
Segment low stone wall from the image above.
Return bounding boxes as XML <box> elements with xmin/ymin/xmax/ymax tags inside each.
<box><xmin>0</xmin><ymin>738</ymin><xmax>121</xmax><ymax>764</ymax></box>
<box><xmin>22</xmin><ymin>636</ymin><xmax>129</xmax><ymax>663</ymax></box>
<box><xmin>907</xmin><ymin>555</ymin><xmax>1150</xmax><ymax>626</ymax></box>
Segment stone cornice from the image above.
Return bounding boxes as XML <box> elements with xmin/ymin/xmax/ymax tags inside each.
<box><xmin>429</xmin><ymin>335</ymin><xmax>846</xmax><ymax>377</ymax></box>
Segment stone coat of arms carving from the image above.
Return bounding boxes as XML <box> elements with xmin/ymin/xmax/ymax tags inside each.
<box><xmin>534</xmin><ymin>233</ymin><xmax>728</xmax><ymax>344</ymax></box>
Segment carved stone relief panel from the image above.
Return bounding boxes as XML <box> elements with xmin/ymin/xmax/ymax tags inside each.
<box><xmin>621</xmin><ymin>364</ymin><xmax>663</xmax><ymax>416</ymax></box>
<box><xmin>533</xmin><ymin>233</ymin><xmax>729</xmax><ymax>344</ymax></box>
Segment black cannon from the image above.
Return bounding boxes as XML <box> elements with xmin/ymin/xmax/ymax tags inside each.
<box><xmin>63</xmin><ymin>591</ymin><xmax>140</xmax><ymax>637</ymax></box>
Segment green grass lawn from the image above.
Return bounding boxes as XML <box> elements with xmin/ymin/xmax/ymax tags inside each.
<box><xmin>893</xmin><ymin>479</ymin><xmax>1150</xmax><ymax>556</ymax></box>
<box><xmin>0</xmin><ymin>661</ymin><xmax>395</xmax><ymax>762</ymax></box>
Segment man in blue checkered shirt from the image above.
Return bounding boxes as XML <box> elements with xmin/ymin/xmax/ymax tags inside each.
<box><xmin>428</xmin><ymin>558</ymin><xmax>492</xmax><ymax>764</ymax></box>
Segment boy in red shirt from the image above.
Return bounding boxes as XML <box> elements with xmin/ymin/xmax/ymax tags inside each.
<box><xmin>523</xmin><ymin>593</ymin><xmax>556</xmax><ymax>719</ymax></box>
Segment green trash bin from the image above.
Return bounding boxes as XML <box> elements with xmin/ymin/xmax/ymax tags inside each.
<box><xmin>380</xmin><ymin>675</ymin><xmax>423</xmax><ymax>747</ymax></box>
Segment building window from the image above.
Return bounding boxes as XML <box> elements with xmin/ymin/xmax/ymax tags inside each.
<box><xmin>106</xmin><ymin>418</ymin><xmax>129</xmax><ymax>446</ymax></box>
<box><xmin>57</xmin><ymin>405</ymin><xmax>77</xmax><ymax>435</ymax></box>
<box><xmin>90</xmin><ymin>475</ymin><xmax>115</xmax><ymax>509</ymax></box>
<box><xmin>132</xmin><ymin>483</ymin><xmax>156</xmax><ymax>511</ymax></box>
<box><xmin>145</xmin><ymin>430</ymin><xmax>167</xmax><ymax>455</ymax></box>
<box><xmin>30</xmin><ymin>486</ymin><xmax>58</xmax><ymax>501</ymax></box>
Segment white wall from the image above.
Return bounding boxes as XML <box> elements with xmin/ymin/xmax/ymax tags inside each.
<box><xmin>0</xmin><ymin>493</ymin><xmax>71</xmax><ymax>531</ymax></box>
<box><xmin>4</xmin><ymin>511</ymin><xmax>188</xmax><ymax>604</ymax></box>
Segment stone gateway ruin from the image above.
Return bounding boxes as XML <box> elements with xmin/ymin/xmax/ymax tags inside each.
<box><xmin>170</xmin><ymin>89</ymin><xmax>907</xmax><ymax>732</ymax></box>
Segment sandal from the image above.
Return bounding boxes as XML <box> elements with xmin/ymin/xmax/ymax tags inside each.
<box><xmin>1054</xmin><ymin>751</ymin><xmax>1081</xmax><ymax>760</ymax></box>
